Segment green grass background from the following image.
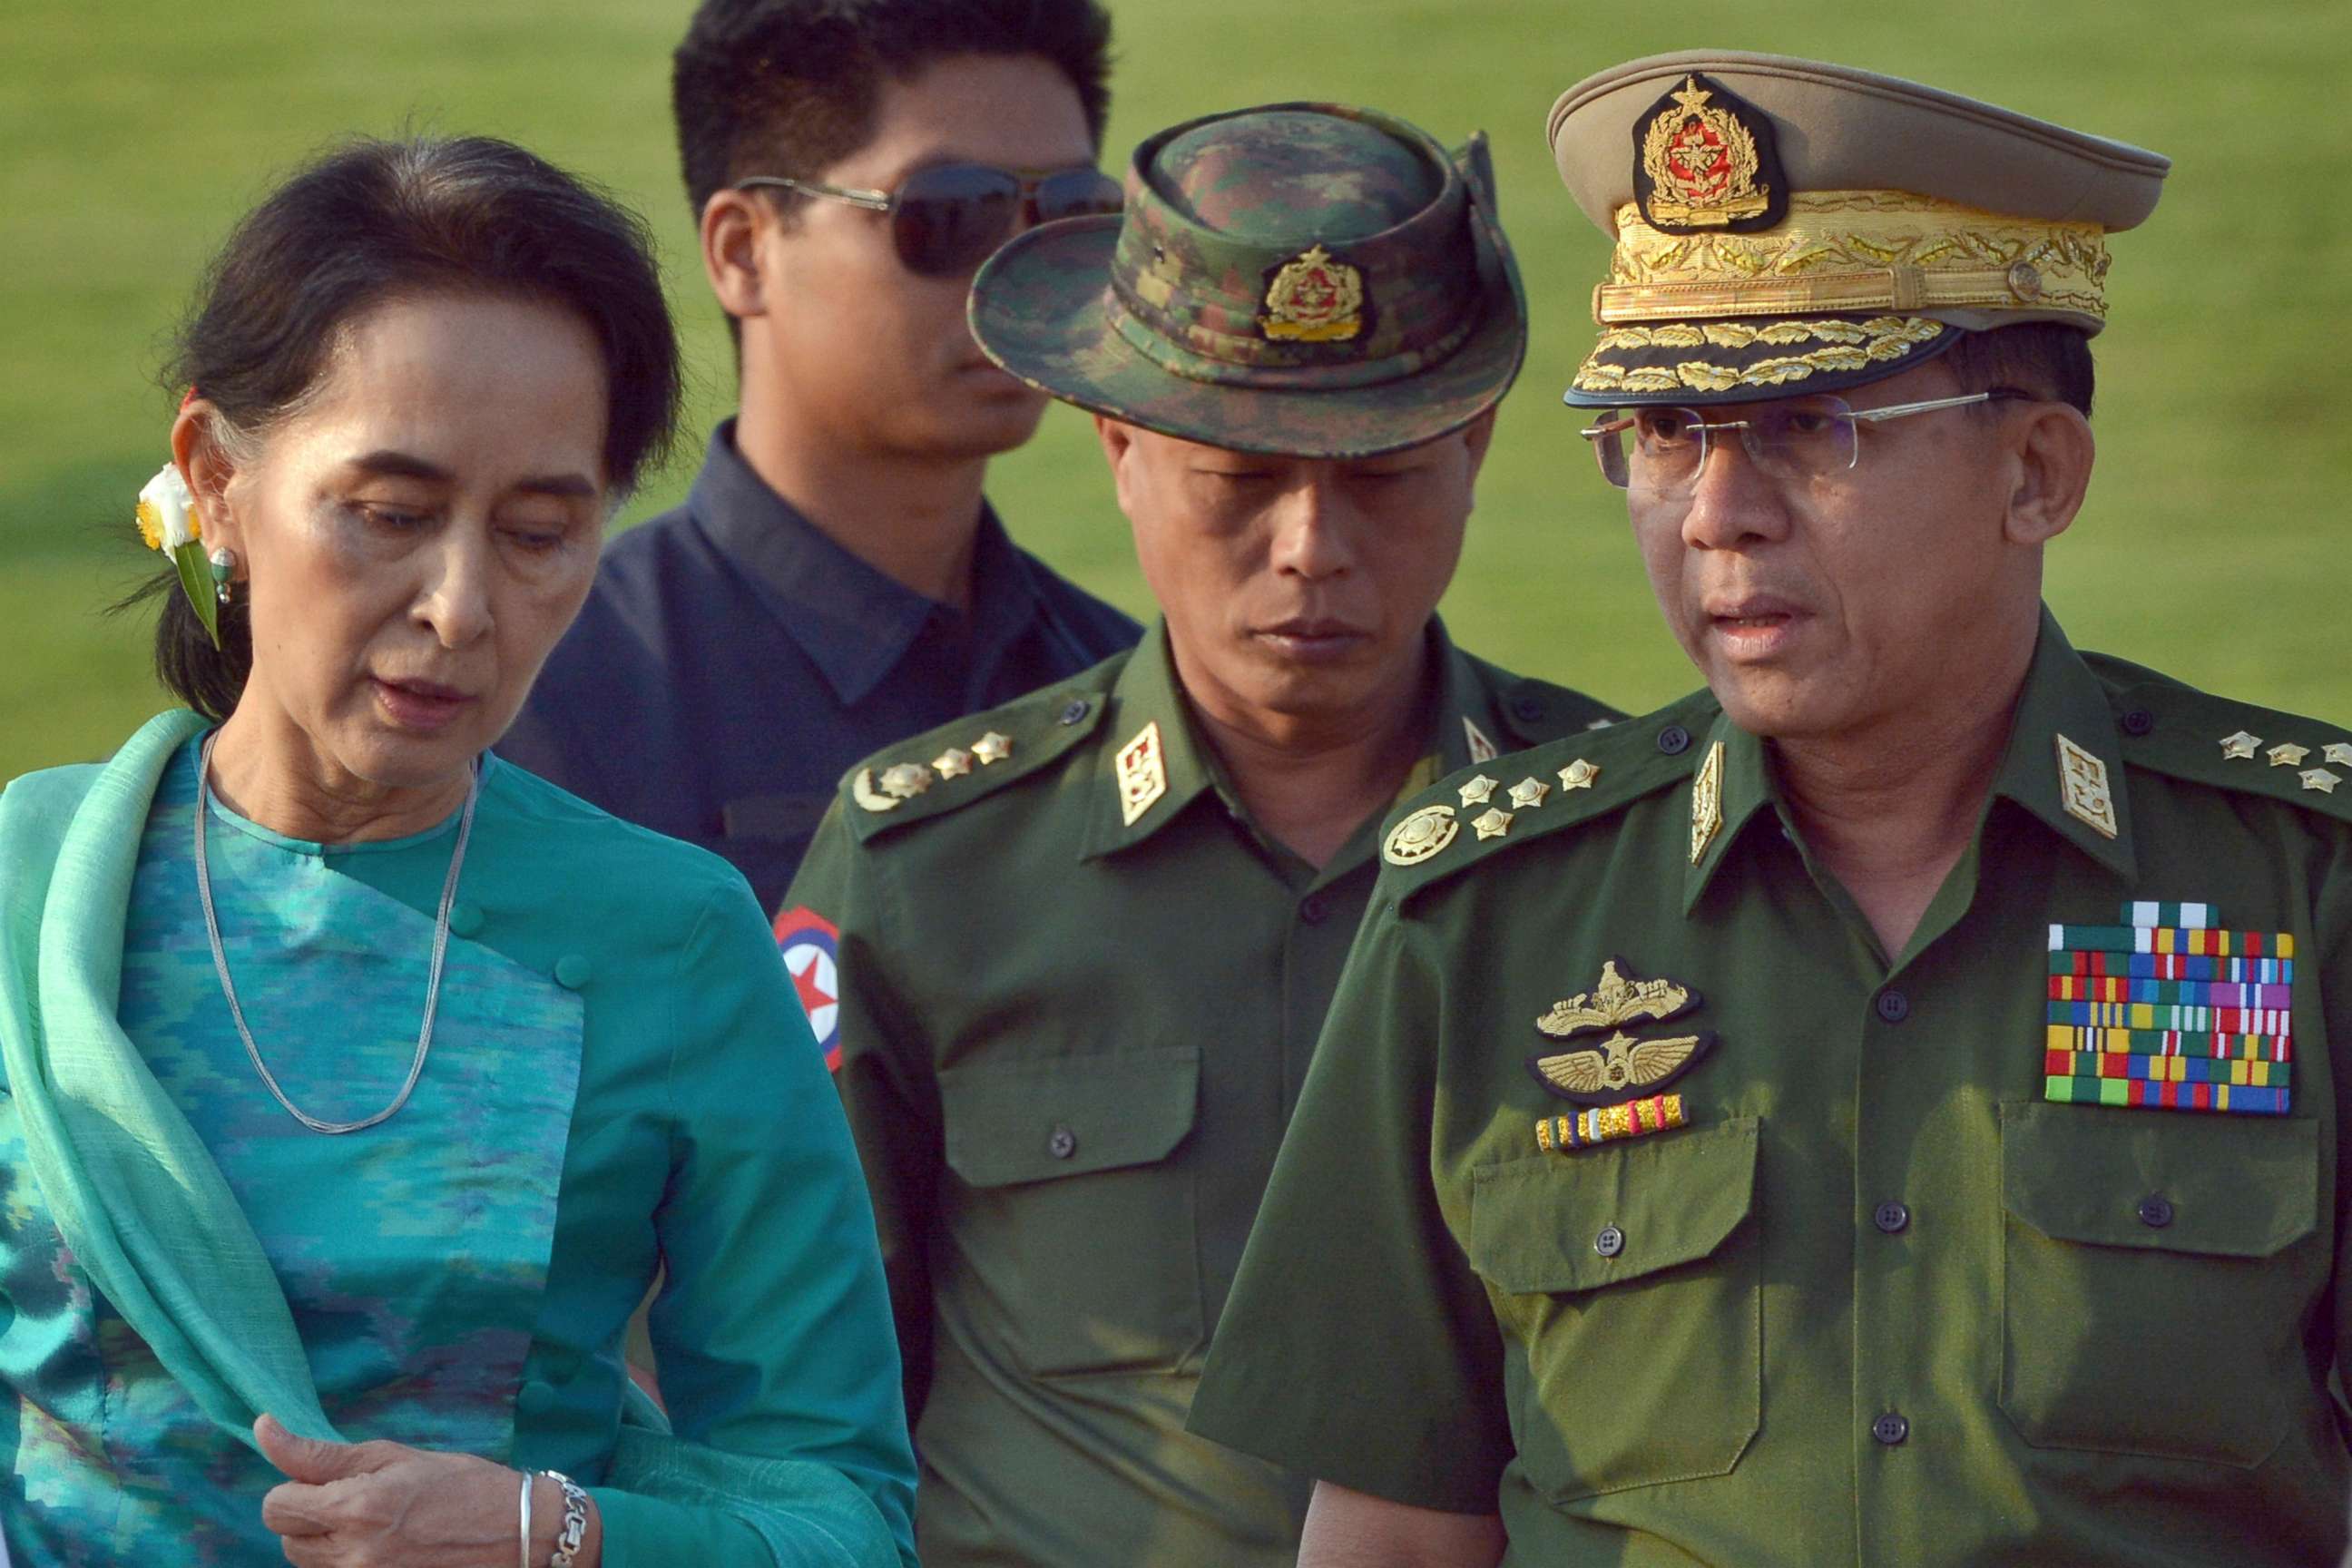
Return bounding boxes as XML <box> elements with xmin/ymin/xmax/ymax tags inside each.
<box><xmin>5</xmin><ymin>0</ymin><xmax>2345</xmax><ymax>779</ymax></box>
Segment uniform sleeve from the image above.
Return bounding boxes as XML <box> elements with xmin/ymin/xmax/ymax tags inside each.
<box><xmin>2318</xmin><ymin>827</ymin><xmax>2352</xmax><ymax>1441</ymax></box>
<box><xmin>785</xmin><ymin>804</ymin><xmax>945</xmax><ymax>1430</ymax></box>
<box><xmin>591</xmin><ymin>874</ymin><xmax>918</xmax><ymax>1568</ymax></box>
<box><xmin>1187</xmin><ymin>895</ymin><xmax>1513</xmax><ymax>1511</ymax></box>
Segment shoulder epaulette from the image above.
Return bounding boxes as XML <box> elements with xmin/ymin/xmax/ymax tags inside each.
<box><xmin>2092</xmin><ymin>656</ymin><xmax>2352</xmax><ymax>827</ymax></box>
<box><xmin>1377</xmin><ymin>690</ymin><xmax>1719</xmax><ymax>903</ymax></box>
<box><xmin>1456</xmin><ymin>650</ymin><xmax>1629</xmax><ymax>749</ymax></box>
<box><xmin>841</xmin><ymin>668</ymin><xmax>1114</xmax><ymax>844</ymax></box>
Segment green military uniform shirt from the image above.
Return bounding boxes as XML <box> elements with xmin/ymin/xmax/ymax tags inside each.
<box><xmin>1191</xmin><ymin>610</ymin><xmax>2352</xmax><ymax>1565</ymax></box>
<box><xmin>785</xmin><ymin>619</ymin><xmax>1617</xmax><ymax>1568</ymax></box>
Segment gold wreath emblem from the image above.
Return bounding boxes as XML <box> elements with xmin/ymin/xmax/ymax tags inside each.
<box><xmin>1261</xmin><ymin>244</ymin><xmax>1365</xmax><ymax>342</ymax></box>
<box><xmin>1532</xmin><ymin>1031</ymin><xmax>1705</xmax><ymax>1098</ymax></box>
<box><xmin>1534</xmin><ymin>958</ymin><xmax>1693</xmax><ymax>1038</ymax></box>
<box><xmin>1641</xmin><ymin>77</ymin><xmax>1769</xmax><ymax>229</ymax></box>
<box><xmin>1383</xmin><ymin>804</ymin><xmax>1459</xmax><ymax>866</ymax></box>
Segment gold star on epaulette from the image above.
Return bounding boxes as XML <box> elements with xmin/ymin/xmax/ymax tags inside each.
<box><xmin>1459</xmin><ymin>774</ymin><xmax>1499</xmax><ymax>807</ymax></box>
<box><xmin>2268</xmin><ymin>742</ymin><xmax>2309</xmax><ymax>768</ymax></box>
<box><xmin>2301</xmin><ymin>769</ymin><xmax>2340</xmax><ymax>795</ymax></box>
<box><xmin>2328</xmin><ymin>743</ymin><xmax>2352</xmax><ymax>769</ymax></box>
<box><xmin>1507</xmin><ymin>777</ymin><xmax>1550</xmax><ymax>810</ymax></box>
<box><xmin>972</xmin><ymin>730</ymin><xmax>1014</xmax><ymax>766</ymax></box>
<box><xmin>1558</xmin><ymin>758</ymin><xmax>1600</xmax><ymax>791</ymax></box>
<box><xmin>2220</xmin><ymin>730</ymin><xmax>2261</xmax><ymax>760</ymax></box>
<box><xmin>933</xmin><ymin>747</ymin><xmax>974</xmax><ymax>779</ymax></box>
<box><xmin>1472</xmin><ymin>807</ymin><xmax>1513</xmax><ymax>840</ymax></box>
<box><xmin>878</xmin><ymin>762</ymin><xmax>933</xmax><ymax>799</ymax></box>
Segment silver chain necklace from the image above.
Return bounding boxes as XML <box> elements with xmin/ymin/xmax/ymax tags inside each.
<box><xmin>193</xmin><ymin>731</ymin><xmax>479</xmax><ymax>1135</ymax></box>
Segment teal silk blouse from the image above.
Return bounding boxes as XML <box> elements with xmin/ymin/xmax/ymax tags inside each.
<box><xmin>0</xmin><ymin>731</ymin><xmax>916</xmax><ymax>1565</ymax></box>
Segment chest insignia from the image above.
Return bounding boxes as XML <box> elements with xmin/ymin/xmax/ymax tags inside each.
<box><xmin>1383</xmin><ymin>803</ymin><xmax>1460</xmax><ymax>866</ymax></box>
<box><xmin>1528</xmin><ymin>957</ymin><xmax>1716</xmax><ymax>1106</ymax></box>
<box><xmin>2054</xmin><ymin>733</ymin><xmax>2118</xmax><ymax>839</ymax></box>
<box><xmin>2045</xmin><ymin>903</ymin><xmax>2293</xmax><ymax>1115</ymax></box>
<box><xmin>1464</xmin><ymin>716</ymin><xmax>1500</xmax><ymax>764</ymax></box>
<box><xmin>1537</xmin><ymin>1092</ymin><xmax>1690</xmax><ymax>1152</ymax></box>
<box><xmin>1114</xmin><ymin>720</ymin><xmax>1170</xmax><ymax>827</ymax></box>
<box><xmin>1689</xmin><ymin>740</ymin><xmax>1725</xmax><ymax>864</ymax></box>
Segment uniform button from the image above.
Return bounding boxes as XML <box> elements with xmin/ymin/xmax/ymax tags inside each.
<box><xmin>2121</xmin><ymin>708</ymin><xmax>2155</xmax><ymax>737</ymax></box>
<box><xmin>1512</xmin><ymin>696</ymin><xmax>1546</xmax><ymax>722</ymax></box>
<box><xmin>554</xmin><ymin>955</ymin><xmax>592</xmax><ymax>990</ymax></box>
<box><xmin>2136</xmin><ymin>1193</ymin><xmax>2175</xmax><ymax>1229</ymax></box>
<box><xmin>1872</xmin><ymin>1412</ymin><xmax>1910</xmax><ymax>1446</ymax></box>
<box><xmin>1875</xmin><ymin>988</ymin><xmax>1911</xmax><ymax>1024</ymax></box>
<box><xmin>1047</xmin><ymin>1124</ymin><xmax>1078</xmax><ymax>1160</ymax></box>
<box><xmin>1873</xmin><ymin>1200</ymin><xmax>1911</xmax><ymax>1235</ymax></box>
<box><xmin>517</xmin><ymin>1379</ymin><xmax>559</xmax><ymax>1416</ymax></box>
<box><xmin>1593</xmin><ymin>1224</ymin><xmax>1625</xmax><ymax>1258</ymax></box>
<box><xmin>448</xmin><ymin>901</ymin><xmax>485</xmax><ymax>938</ymax></box>
<box><xmin>1298</xmin><ymin>895</ymin><xmax>1330</xmax><ymax>925</ymax></box>
<box><xmin>1057</xmin><ymin>699</ymin><xmax>1092</xmax><ymax>726</ymax></box>
<box><xmin>1656</xmin><ymin>724</ymin><xmax>1691</xmax><ymax>756</ymax></box>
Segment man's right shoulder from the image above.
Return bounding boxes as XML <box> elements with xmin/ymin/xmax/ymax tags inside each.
<box><xmin>828</xmin><ymin>652</ymin><xmax>1132</xmax><ymax>851</ymax></box>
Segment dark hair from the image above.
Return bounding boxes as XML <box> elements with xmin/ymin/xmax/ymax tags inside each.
<box><xmin>142</xmin><ymin>134</ymin><xmax>681</xmax><ymax>720</ymax></box>
<box><xmin>671</xmin><ymin>0</ymin><xmax>1115</xmax><ymax>225</ymax></box>
<box><xmin>1942</xmin><ymin>321</ymin><xmax>2095</xmax><ymax>418</ymax></box>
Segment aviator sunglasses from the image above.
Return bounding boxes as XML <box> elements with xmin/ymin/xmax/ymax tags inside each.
<box><xmin>734</xmin><ymin>162</ymin><xmax>1125</xmax><ymax>278</ymax></box>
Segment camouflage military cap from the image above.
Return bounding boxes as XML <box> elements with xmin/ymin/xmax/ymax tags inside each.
<box><xmin>1547</xmin><ymin>52</ymin><xmax>2170</xmax><ymax>406</ymax></box>
<box><xmin>969</xmin><ymin>103</ymin><xmax>1525</xmax><ymax>459</ymax></box>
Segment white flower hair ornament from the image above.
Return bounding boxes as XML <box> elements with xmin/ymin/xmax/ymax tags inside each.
<box><xmin>135</xmin><ymin>461</ymin><xmax>223</xmax><ymax>649</ymax></box>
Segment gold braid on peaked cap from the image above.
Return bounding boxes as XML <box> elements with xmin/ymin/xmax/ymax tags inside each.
<box><xmin>1546</xmin><ymin>51</ymin><xmax>2169</xmax><ymax>406</ymax></box>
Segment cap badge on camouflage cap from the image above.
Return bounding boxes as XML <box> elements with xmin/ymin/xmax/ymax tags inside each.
<box><xmin>1259</xmin><ymin>243</ymin><xmax>1367</xmax><ymax>342</ymax></box>
<box><xmin>1633</xmin><ymin>74</ymin><xmax>1787</xmax><ymax>235</ymax></box>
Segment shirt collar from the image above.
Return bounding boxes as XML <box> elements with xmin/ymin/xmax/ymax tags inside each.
<box><xmin>1079</xmin><ymin>618</ymin><xmax>1490</xmax><ymax>862</ymax></box>
<box><xmin>1683</xmin><ymin>604</ymin><xmax>2136</xmax><ymax>913</ymax></box>
<box><xmin>683</xmin><ymin>419</ymin><xmax>1044</xmax><ymax>707</ymax></box>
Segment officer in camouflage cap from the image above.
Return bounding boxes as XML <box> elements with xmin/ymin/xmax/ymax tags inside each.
<box><xmin>782</xmin><ymin>103</ymin><xmax>1617</xmax><ymax>1567</ymax></box>
<box><xmin>1194</xmin><ymin>53</ymin><xmax>2352</xmax><ymax>1567</ymax></box>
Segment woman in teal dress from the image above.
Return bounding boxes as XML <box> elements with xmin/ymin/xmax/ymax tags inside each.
<box><xmin>0</xmin><ymin>136</ymin><xmax>916</xmax><ymax>1567</ymax></box>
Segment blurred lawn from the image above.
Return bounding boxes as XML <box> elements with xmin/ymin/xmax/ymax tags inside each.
<box><xmin>4</xmin><ymin>1</ymin><xmax>2346</xmax><ymax>779</ymax></box>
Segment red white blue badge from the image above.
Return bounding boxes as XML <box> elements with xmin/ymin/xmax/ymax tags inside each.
<box><xmin>772</xmin><ymin>906</ymin><xmax>842</xmax><ymax>1071</ymax></box>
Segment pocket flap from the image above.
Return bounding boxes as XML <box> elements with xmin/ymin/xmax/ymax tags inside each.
<box><xmin>941</xmin><ymin>1047</ymin><xmax>1200</xmax><ymax>1188</ymax></box>
<box><xmin>2001</xmin><ymin>1101</ymin><xmax>2317</xmax><ymax>1258</ymax></box>
<box><xmin>1469</xmin><ymin>1117</ymin><xmax>1759</xmax><ymax>1294</ymax></box>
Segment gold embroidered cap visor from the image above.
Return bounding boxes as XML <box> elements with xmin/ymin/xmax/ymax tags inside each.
<box><xmin>968</xmin><ymin>102</ymin><xmax>1526</xmax><ymax>459</ymax></box>
<box><xmin>1548</xmin><ymin>52</ymin><xmax>2169</xmax><ymax>407</ymax></box>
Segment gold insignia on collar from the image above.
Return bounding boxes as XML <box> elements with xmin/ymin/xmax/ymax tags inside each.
<box><xmin>1534</xmin><ymin>1031</ymin><xmax>1707</xmax><ymax>1102</ymax></box>
<box><xmin>1558</xmin><ymin>758</ymin><xmax>1600</xmax><ymax>791</ymax></box>
<box><xmin>2055</xmin><ymin>733</ymin><xmax>2119</xmax><ymax>838</ymax></box>
<box><xmin>878</xmin><ymin>762</ymin><xmax>934</xmax><ymax>799</ymax></box>
<box><xmin>2268</xmin><ymin>741</ymin><xmax>2310</xmax><ymax>768</ymax></box>
<box><xmin>1458</xmin><ymin>773</ymin><xmax>1499</xmax><ymax>807</ymax></box>
<box><xmin>1507</xmin><ymin>777</ymin><xmax>1551</xmax><ymax>810</ymax></box>
<box><xmin>1114</xmin><ymin>720</ymin><xmax>1169</xmax><ymax>827</ymax></box>
<box><xmin>1259</xmin><ymin>244</ymin><xmax>1364</xmax><ymax>343</ymax></box>
<box><xmin>1639</xmin><ymin>75</ymin><xmax>1772</xmax><ymax>230</ymax></box>
<box><xmin>851</xmin><ymin>768</ymin><xmax>903</xmax><ymax>813</ymax></box>
<box><xmin>972</xmin><ymin>730</ymin><xmax>1014</xmax><ymax>766</ymax></box>
<box><xmin>1472</xmin><ymin>807</ymin><xmax>1514</xmax><ymax>841</ymax></box>
<box><xmin>2301</xmin><ymin>768</ymin><xmax>2341</xmax><ymax>795</ymax></box>
<box><xmin>1383</xmin><ymin>804</ymin><xmax>1459</xmax><ymax>866</ymax></box>
<box><xmin>933</xmin><ymin>747</ymin><xmax>974</xmax><ymax>779</ymax></box>
<box><xmin>1535</xmin><ymin>959</ymin><xmax>1696</xmax><ymax>1038</ymax></box>
<box><xmin>2219</xmin><ymin>730</ymin><xmax>2261</xmax><ymax>760</ymax></box>
<box><xmin>1689</xmin><ymin>740</ymin><xmax>1725</xmax><ymax>865</ymax></box>
<box><xmin>2328</xmin><ymin>743</ymin><xmax>2352</xmax><ymax>768</ymax></box>
<box><xmin>1463</xmin><ymin>716</ymin><xmax>1500</xmax><ymax>764</ymax></box>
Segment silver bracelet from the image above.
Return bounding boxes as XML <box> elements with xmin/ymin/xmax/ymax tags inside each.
<box><xmin>544</xmin><ymin>1469</ymin><xmax>590</xmax><ymax>1568</ymax></box>
<box><xmin>517</xmin><ymin>1467</ymin><xmax>534</xmax><ymax>1568</ymax></box>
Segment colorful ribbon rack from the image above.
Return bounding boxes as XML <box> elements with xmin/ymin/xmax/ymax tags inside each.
<box><xmin>2044</xmin><ymin>906</ymin><xmax>2292</xmax><ymax>1114</ymax></box>
<box><xmin>1536</xmin><ymin>1093</ymin><xmax>1688</xmax><ymax>1152</ymax></box>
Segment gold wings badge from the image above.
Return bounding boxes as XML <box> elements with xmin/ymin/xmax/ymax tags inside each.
<box><xmin>1527</xmin><ymin>958</ymin><xmax>1713</xmax><ymax>1106</ymax></box>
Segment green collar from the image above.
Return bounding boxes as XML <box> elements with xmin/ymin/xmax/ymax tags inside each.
<box><xmin>1079</xmin><ymin>617</ymin><xmax>1492</xmax><ymax>862</ymax></box>
<box><xmin>1684</xmin><ymin>606</ymin><xmax>2137</xmax><ymax>914</ymax></box>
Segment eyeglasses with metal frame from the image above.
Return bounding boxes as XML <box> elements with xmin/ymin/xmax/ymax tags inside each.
<box><xmin>1578</xmin><ymin>387</ymin><xmax>2034</xmax><ymax>496</ymax></box>
<box><xmin>732</xmin><ymin>163</ymin><xmax>1125</xmax><ymax>279</ymax></box>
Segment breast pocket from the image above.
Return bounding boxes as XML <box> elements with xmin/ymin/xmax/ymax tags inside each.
<box><xmin>1465</xmin><ymin>1116</ymin><xmax>1761</xmax><ymax>1502</ymax></box>
<box><xmin>938</xmin><ymin>1047</ymin><xmax>1203</xmax><ymax>1377</ymax></box>
<box><xmin>2000</xmin><ymin>1101</ymin><xmax>2320</xmax><ymax>1467</ymax></box>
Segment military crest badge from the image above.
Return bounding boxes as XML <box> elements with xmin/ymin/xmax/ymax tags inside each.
<box><xmin>1260</xmin><ymin>243</ymin><xmax>1366</xmax><ymax>342</ymax></box>
<box><xmin>1115</xmin><ymin>720</ymin><xmax>1169</xmax><ymax>826</ymax></box>
<box><xmin>1527</xmin><ymin>957</ymin><xmax>1716</xmax><ymax>1106</ymax></box>
<box><xmin>1632</xmin><ymin>73</ymin><xmax>1788</xmax><ymax>234</ymax></box>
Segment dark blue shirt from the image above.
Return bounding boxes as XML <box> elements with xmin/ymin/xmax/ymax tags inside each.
<box><xmin>498</xmin><ymin>421</ymin><xmax>1141</xmax><ymax>912</ymax></box>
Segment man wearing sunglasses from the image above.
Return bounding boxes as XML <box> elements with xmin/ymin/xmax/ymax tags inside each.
<box><xmin>1191</xmin><ymin>54</ymin><xmax>2352</xmax><ymax>1567</ymax></box>
<box><xmin>501</xmin><ymin>0</ymin><xmax>1138</xmax><ymax>915</ymax></box>
<box><xmin>784</xmin><ymin>103</ymin><xmax>1620</xmax><ymax>1567</ymax></box>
